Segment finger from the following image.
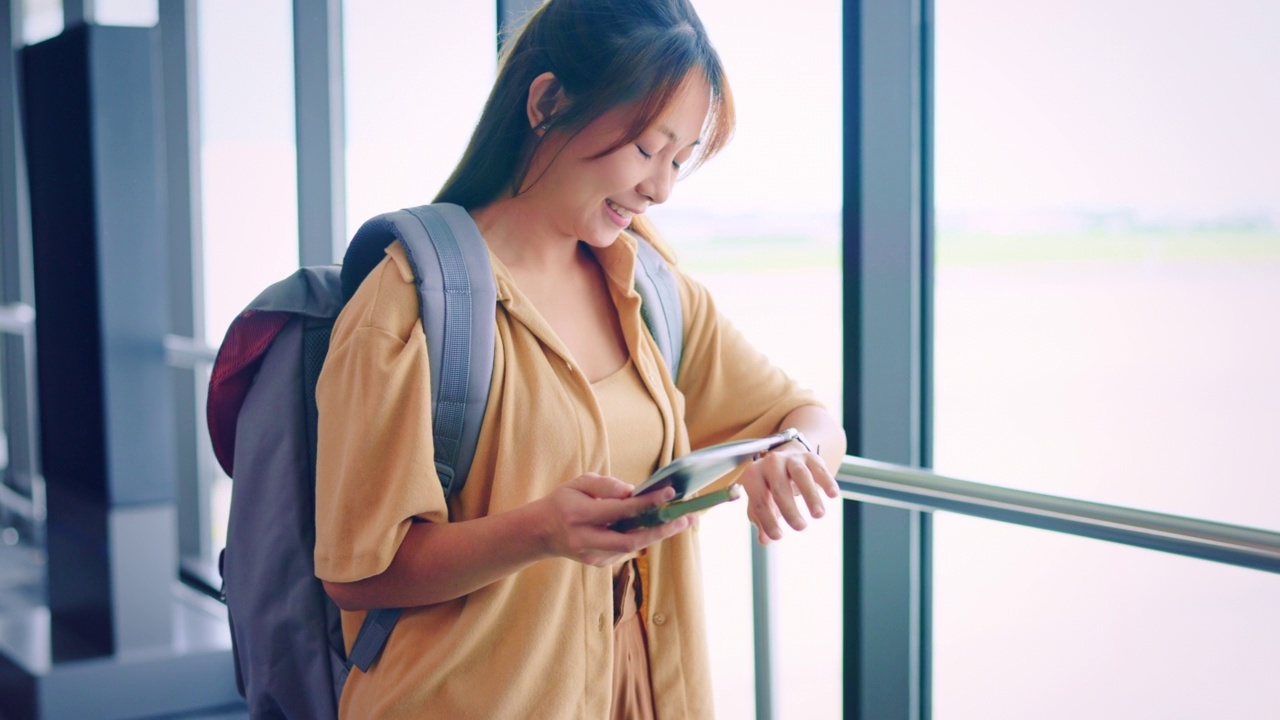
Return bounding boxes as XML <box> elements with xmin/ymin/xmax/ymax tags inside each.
<box><xmin>788</xmin><ymin>457</ymin><xmax>828</xmax><ymax>520</ymax></box>
<box><xmin>749</xmin><ymin>514</ymin><xmax>774</xmax><ymax>545</ymax></box>
<box><xmin>584</xmin><ymin>486</ymin><xmax>677</xmax><ymax>526</ymax></box>
<box><xmin>570</xmin><ymin>473</ymin><xmax>635</xmax><ymax>500</ymax></box>
<box><xmin>749</xmin><ymin>490</ymin><xmax>784</xmax><ymax>542</ymax></box>
<box><xmin>594</xmin><ymin>513</ymin><xmax>692</xmax><ymax>550</ymax></box>
<box><xmin>577</xmin><ymin>527</ymin><xmax>641</xmax><ymax>557</ymax></box>
<box><xmin>767</xmin><ymin>458</ymin><xmax>808</xmax><ymax>531</ymax></box>
<box><xmin>641</xmin><ymin>514</ymin><xmax>695</xmax><ymax>545</ymax></box>
<box><xmin>810</xmin><ymin>455</ymin><xmax>840</xmax><ymax>498</ymax></box>
<box><xmin>613</xmin><ymin>487</ymin><xmax>677</xmax><ymax>519</ymax></box>
<box><xmin>740</xmin><ymin>468</ymin><xmax>781</xmax><ymax>541</ymax></box>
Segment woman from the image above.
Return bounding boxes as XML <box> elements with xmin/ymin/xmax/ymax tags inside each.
<box><xmin>314</xmin><ymin>0</ymin><xmax>847</xmax><ymax>717</ymax></box>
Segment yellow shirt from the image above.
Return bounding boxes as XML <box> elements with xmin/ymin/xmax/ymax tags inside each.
<box><xmin>314</xmin><ymin>231</ymin><xmax>818</xmax><ymax>719</ymax></box>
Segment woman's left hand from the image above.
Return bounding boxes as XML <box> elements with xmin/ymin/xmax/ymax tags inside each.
<box><xmin>739</xmin><ymin>442</ymin><xmax>839</xmax><ymax>544</ymax></box>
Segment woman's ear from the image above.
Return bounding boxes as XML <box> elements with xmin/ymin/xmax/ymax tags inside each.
<box><xmin>527</xmin><ymin>71</ymin><xmax>568</xmax><ymax>135</ymax></box>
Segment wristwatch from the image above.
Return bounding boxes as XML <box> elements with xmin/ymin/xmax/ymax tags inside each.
<box><xmin>781</xmin><ymin>427</ymin><xmax>816</xmax><ymax>455</ymax></box>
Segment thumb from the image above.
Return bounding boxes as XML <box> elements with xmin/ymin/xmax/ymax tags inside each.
<box><xmin>570</xmin><ymin>473</ymin><xmax>634</xmax><ymax>500</ymax></box>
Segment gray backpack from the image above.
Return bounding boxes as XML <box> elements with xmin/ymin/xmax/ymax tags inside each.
<box><xmin>207</xmin><ymin>203</ymin><xmax>683</xmax><ymax>719</ymax></box>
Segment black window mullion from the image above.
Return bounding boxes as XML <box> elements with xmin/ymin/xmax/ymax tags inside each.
<box><xmin>843</xmin><ymin>0</ymin><xmax>932</xmax><ymax>717</ymax></box>
<box><xmin>294</xmin><ymin>0</ymin><xmax>346</xmax><ymax>266</ymax></box>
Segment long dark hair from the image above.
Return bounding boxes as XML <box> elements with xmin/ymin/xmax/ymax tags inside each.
<box><xmin>435</xmin><ymin>0</ymin><xmax>734</xmax><ymax>236</ymax></box>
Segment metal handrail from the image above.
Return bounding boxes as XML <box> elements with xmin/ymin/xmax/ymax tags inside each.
<box><xmin>0</xmin><ymin>303</ymin><xmax>34</xmax><ymax>336</ymax></box>
<box><xmin>838</xmin><ymin>455</ymin><xmax>1280</xmax><ymax>574</ymax></box>
<box><xmin>164</xmin><ymin>334</ymin><xmax>218</xmax><ymax>368</ymax></box>
<box><xmin>0</xmin><ymin>482</ymin><xmax>36</xmax><ymax>520</ymax></box>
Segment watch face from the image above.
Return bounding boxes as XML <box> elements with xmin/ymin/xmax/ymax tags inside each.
<box><xmin>791</xmin><ymin>430</ymin><xmax>814</xmax><ymax>455</ymax></box>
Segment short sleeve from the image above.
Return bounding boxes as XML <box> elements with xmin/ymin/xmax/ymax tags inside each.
<box><xmin>674</xmin><ymin>270</ymin><xmax>822</xmax><ymax>449</ymax></box>
<box><xmin>313</xmin><ymin>248</ymin><xmax>449</xmax><ymax>583</ymax></box>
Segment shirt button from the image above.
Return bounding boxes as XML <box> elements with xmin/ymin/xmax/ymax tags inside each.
<box><xmin>598</xmin><ymin>613</ymin><xmax>606</xmax><ymax>631</ymax></box>
<box><xmin>652</xmin><ymin>613</ymin><xmax>666</xmax><ymax>626</ymax></box>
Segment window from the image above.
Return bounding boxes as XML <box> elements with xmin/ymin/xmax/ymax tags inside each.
<box><xmin>653</xmin><ymin>1</ymin><xmax>843</xmax><ymax>716</ymax></box>
<box><xmin>21</xmin><ymin>0</ymin><xmax>61</xmax><ymax>44</ymax></box>
<box><xmin>933</xmin><ymin>0</ymin><xmax>1280</xmax><ymax>714</ymax></box>
<box><xmin>193</xmin><ymin>0</ymin><xmax>498</xmax><ymax>573</ymax></box>
<box><xmin>344</xmin><ymin>1</ymin><xmax>495</xmax><ymax>236</ymax></box>
<box><xmin>198</xmin><ymin>0</ymin><xmax>299</xmax><ymax>558</ymax></box>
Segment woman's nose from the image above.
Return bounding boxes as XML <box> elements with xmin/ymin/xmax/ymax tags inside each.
<box><xmin>639</xmin><ymin>167</ymin><xmax>675</xmax><ymax>206</ymax></box>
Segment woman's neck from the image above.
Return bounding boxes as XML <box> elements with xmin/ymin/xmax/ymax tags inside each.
<box><xmin>470</xmin><ymin>195</ymin><xmax>580</xmax><ymax>275</ymax></box>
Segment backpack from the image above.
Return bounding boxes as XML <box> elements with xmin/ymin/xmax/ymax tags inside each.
<box><xmin>207</xmin><ymin>203</ymin><xmax>684</xmax><ymax>719</ymax></box>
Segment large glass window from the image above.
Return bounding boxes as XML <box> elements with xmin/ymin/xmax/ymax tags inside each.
<box><xmin>21</xmin><ymin>0</ymin><xmax>62</xmax><ymax>44</ymax></box>
<box><xmin>344</xmin><ymin>1</ymin><xmax>495</xmax><ymax>235</ymax></box>
<box><xmin>933</xmin><ymin>516</ymin><xmax>1280</xmax><ymax>717</ymax></box>
<box><xmin>92</xmin><ymin>0</ymin><xmax>156</xmax><ymax>27</ymax></box>
<box><xmin>653</xmin><ymin>1</ymin><xmax>843</xmax><ymax>717</ymax></box>
<box><xmin>933</xmin><ymin>0</ymin><xmax>1280</xmax><ymax>714</ymax></box>
<box><xmin>193</xmin><ymin>0</ymin><xmax>500</xmax><ymax>575</ymax></box>
<box><xmin>198</xmin><ymin>0</ymin><xmax>299</xmax><ymax>557</ymax></box>
<box><xmin>199</xmin><ymin>0</ymin><xmax>299</xmax><ymax>348</ymax></box>
<box><xmin>21</xmin><ymin>0</ymin><xmax>159</xmax><ymax>40</ymax></box>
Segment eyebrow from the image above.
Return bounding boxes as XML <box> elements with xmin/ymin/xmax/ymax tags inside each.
<box><xmin>658</xmin><ymin>124</ymin><xmax>702</xmax><ymax>148</ymax></box>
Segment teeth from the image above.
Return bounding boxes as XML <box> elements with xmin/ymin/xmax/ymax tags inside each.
<box><xmin>607</xmin><ymin>200</ymin><xmax>634</xmax><ymax>218</ymax></box>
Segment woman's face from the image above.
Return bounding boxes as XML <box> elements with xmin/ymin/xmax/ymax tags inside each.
<box><xmin>524</xmin><ymin>73</ymin><xmax>711</xmax><ymax>248</ymax></box>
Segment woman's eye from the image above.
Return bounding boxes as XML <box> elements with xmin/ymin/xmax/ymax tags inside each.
<box><xmin>636</xmin><ymin>144</ymin><xmax>652</xmax><ymax>159</ymax></box>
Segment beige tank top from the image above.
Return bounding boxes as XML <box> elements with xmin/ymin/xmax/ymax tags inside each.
<box><xmin>592</xmin><ymin>358</ymin><xmax>664</xmax><ymax>578</ymax></box>
<box><xmin>592</xmin><ymin>358</ymin><xmax>663</xmax><ymax>488</ymax></box>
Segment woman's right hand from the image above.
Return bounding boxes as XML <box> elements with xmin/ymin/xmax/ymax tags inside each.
<box><xmin>535</xmin><ymin>473</ymin><xmax>692</xmax><ymax>567</ymax></box>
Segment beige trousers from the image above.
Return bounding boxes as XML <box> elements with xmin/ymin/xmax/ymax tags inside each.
<box><xmin>611</xmin><ymin>560</ymin><xmax>656</xmax><ymax>720</ymax></box>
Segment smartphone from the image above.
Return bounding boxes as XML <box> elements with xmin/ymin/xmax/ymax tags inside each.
<box><xmin>609</xmin><ymin>483</ymin><xmax>743</xmax><ymax>533</ymax></box>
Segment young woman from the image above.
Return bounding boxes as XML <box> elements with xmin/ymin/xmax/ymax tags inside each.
<box><xmin>314</xmin><ymin>0</ymin><xmax>846</xmax><ymax>717</ymax></box>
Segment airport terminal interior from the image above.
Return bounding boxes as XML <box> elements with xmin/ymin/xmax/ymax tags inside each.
<box><xmin>0</xmin><ymin>0</ymin><xmax>1277</xmax><ymax>718</ymax></box>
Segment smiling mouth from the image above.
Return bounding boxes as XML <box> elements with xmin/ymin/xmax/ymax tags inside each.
<box><xmin>605</xmin><ymin>199</ymin><xmax>638</xmax><ymax>227</ymax></box>
<box><xmin>601</xmin><ymin>198</ymin><xmax>637</xmax><ymax>219</ymax></box>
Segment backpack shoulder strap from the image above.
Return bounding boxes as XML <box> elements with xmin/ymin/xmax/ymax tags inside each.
<box><xmin>632</xmin><ymin>236</ymin><xmax>684</xmax><ymax>383</ymax></box>
<box><xmin>335</xmin><ymin>204</ymin><xmax>496</xmax><ymax>673</ymax></box>
<box><xmin>342</xmin><ymin>203</ymin><xmax>496</xmax><ymax>498</ymax></box>
<box><xmin>347</xmin><ymin>608</ymin><xmax>403</xmax><ymax>673</ymax></box>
